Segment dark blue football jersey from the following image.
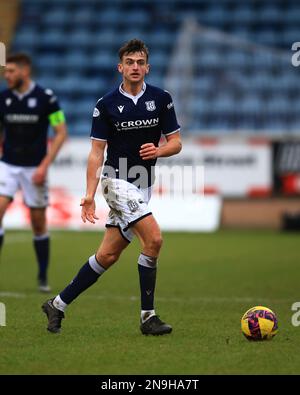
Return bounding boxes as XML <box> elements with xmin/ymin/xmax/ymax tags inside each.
<box><xmin>0</xmin><ymin>82</ymin><xmax>63</xmax><ymax>166</ymax></box>
<box><xmin>90</xmin><ymin>83</ymin><xmax>180</xmax><ymax>187</ymax></box>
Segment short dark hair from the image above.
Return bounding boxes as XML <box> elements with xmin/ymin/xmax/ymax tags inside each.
<box><xmin>6</xmin><ymin>52</ymin><xmax>32</xmax><ymax>68</ymax></box>
<box><xmin>119</xmin><ymin>39</ymin><xmax>149</xmax><ymax>62</ymax></box>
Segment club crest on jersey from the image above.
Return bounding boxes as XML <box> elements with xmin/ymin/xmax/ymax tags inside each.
<box><xmin>145</xmin><ymin>101</ymin><xmax>156</xmax><ymax>111</ymax></box>
<box><xmin>28</xmin><ymin>98</ymin><xmax>37</xmax><ymax>108</ymax></box>
<box><xmin>93</xmin><ymin>108</ymin><xmax>100</xmax><ymax>117</ymax></box>
<box><xmin>127</xmin><ymin>199</ymin><xmax>139</xmax><ymax>212</ymax></box>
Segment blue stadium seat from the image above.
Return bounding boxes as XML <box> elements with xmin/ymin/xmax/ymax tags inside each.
<box><xmin>224</xmin><ymin>52</ymin><xmax>249</xmax><ymax>68</ymax></box>
<box><xmin>13</xmin><ymin>30</ymin><xmax>39</xmax><ymax>48</ymax></box>
<box><xmin>202</xmin><ymin>8</ymin><xmax>231</xmax><ymax>25</ymax></box>
<box><xmin>232</xmin><ymin>6</ymin><xmax>255</xmax><ymax>24</ymax></box>
<box><xmin>196</xmin><ymin>51</ymin><xmax>222</xmax><ymax>67</ymax></box>
<box><xmin>35</xmin><ymin>55</ymin><xmax>64</xmax><ymax>71</ymax></box>
<box><xmin>67</xmin><ymin>30</ymin><xmax>93</xmax><ymax>47</ymax></box>
<box><xmin>39</xmin><ymin>30</ymin><xmax>66</xmax><ymax>47</ymax></box>
<box><xmin>213</xmin><ymin>95</ymin><xmax>236</xmax><ymax>113</ymax></box>
<box><xmin>146</xmin><ymin>75</ymin><xmax>164</xmax><ymax>88</ymax></box>
<box><xmin>89</xmin><ymin>52</ymin><xmax>115</xmax><ymax>69</ymax></box>
<box><xmin>192</xmin><ymin>78</ymin><xmax>214</xmax><ymax>95</ymax></box>
<box><xmin>43</xmin><ymin>9</ymin><xmax>69</xmax><ymax>26</ymax></box>
<box><xmin>120</xmin><ymin>10</ymin><xmax>150</xmax><ymax>27</ymax></box>
<box><xmin>240</xmin><ymin>96</ymin><xmax>263</xmax><ymax>114</ymax></box>
<box><xmin>71</xmin><ymin>120</ymin><xmax>91</xmax><ymax>136</ymax></box>
<box><xmin>258</xmin><ymin>6</ymin><xmax>281</xmax><ymax>24</ymax></box>
<box><xmin>10</xmin><ymin>0</ymin><xmax>300</xmax><ymax>135</ymax></box>
<box><xmin>98</xmin><ymin>8</ymin><xmax>123</xmax><ymax>25</ymax></box>
<box><xmin>258</xmin><ymin>30</ymin><xmax>279</xmax><ymax>47</ymax></box>
<box><xmin>266</xmin><ymin>96</ymin><xmax>293</xmax><ymax>115</ymax></box>
<box><xmin>187</xmin><ymin>97</ymin><xmax>210</xmax><ymax>117</ymax></box>
<box><xmin>71</xmin><ymin>7</ymin><xmax>94</xmax><ymax>24</ymax></box>
<box><xmin>62</xmin><ymin>51</ymin><xmax>86</xmax><ymax>70</ymax></box>
<box><xmin>54</xmin><ymin>75</ymin><xmax>84</xmax><ymax>93</ymax></box>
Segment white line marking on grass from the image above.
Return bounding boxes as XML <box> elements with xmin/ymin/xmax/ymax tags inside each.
<box><xmin>0</xmin><ymin>292</ymin><xmax>27</xmax><ymax>298</ymax></box>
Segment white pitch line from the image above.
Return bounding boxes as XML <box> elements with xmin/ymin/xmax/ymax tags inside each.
<box><xmin>0</xmin><ymin>292</ymin><xmax>292</xmax><ymax>304</ymax></box>
<box><xmin>0</xmin><ymin>291</ymin><xmax>27</xmax><ymax>298</ymax></box>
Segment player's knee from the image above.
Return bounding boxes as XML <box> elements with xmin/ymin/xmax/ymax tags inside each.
<box><xmin>96</xmin><ymin>251</ymin><xmax>119</xmax><ymax>267</ymax></box>
<box><xmin>31</xmin><ymin>213</ymin><xmax>46</xmax><ymax>235</ymax></box>
<box><xmin>32</xmin><ymin>223</ymin><xmax>46</xmax><ymax>235</ymax></box>
<box><xmin>147</xmin><ymin>234</ymin><xmax>163</xmax><ymax>253</ymax></box>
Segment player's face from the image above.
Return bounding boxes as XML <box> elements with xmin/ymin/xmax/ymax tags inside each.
<box><xmin>118</xmin><ymin>52</ymin><xmax>149</xmax><ymax>84</ymax></box>
<box><xmin>4</xmin><ymin>63</ymin><xmax>28</xmax><ymax>90</ymax></box>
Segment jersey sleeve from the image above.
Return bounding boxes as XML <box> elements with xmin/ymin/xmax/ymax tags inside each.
<box><xmin>160</xmin><ymin>91</ymin><xmax>180</xmax><ymax>136</ymax></box>
<box><xmin>44</xmin><ymin>89</ymin><xmax>66</xmax><ymax>126</ymax></box>
<box><xmin>90</xmin><ymin>98</ymin><xmax>110</xmax><ymax>141</ymax></box>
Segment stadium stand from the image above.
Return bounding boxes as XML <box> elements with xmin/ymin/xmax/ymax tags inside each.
<box><xmin>5</xmin><ymin>0</ymin><xmax>300</xmax><ymax>136</ymax></box>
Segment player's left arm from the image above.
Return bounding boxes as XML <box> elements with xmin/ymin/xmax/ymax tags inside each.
<box><xmin>140</xmin><ymin>91</ymin><xmax>182</xmax><ymax>160</ymax></box>
<box><xmin>139</xmin><ymin>131</ymin><xmax>182</xmax><ymax>160</ymax></box>
<box><xmin>32</xmin><ymin>116</ymin><xmax>68</xmax><ymax>186</ymax></box>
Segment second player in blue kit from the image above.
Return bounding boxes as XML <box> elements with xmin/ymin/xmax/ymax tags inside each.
<box><xmin>42</xmin><ymin>39</ymin><xmax>182</xmax><ymax>335</ymax></box>
<box><xmin>0</xmin><ymin>53</ymin><xmax>68</xmax><ymax>292</ymax></box>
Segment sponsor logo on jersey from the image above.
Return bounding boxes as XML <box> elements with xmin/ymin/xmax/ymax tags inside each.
<box><xmin>117</xmin><ymin>105</ymin><xmax>124</xmax><ymax>113</ymax></box>
<box><xmin>28</xmin><ymin>98</ymin><xmax>37</xmax><ymax>108</ymax></box>
<box><xmin>93</xmin><ymin>108</ymin><xmax>100</xmax><ymax>117</ymax></box>
<box><xmin>5</xmin><ymin>114</ymin><xmax>39</xmax><ymax>123</ymax></box>
<box><xmin>114</xmin><ymin>118</ymin><xmax>159</xmax><ymax>131</ymax></box>
<box><xmin>145</xmin><ymin>100</ymin><xmax>156</xmax><ymax>111</ymax></box>
<box><xmin>5</xmin><ymin>98</ymin><xmax>12</xmax><ymax>106</ymax></box>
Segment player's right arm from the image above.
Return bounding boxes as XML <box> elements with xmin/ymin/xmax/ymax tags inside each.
<box><xmin>81</xmin><ymin>98</ymin><xmax>109</xmax><ymax>224</ymax></box>
<box><xmin>81</xmin><ymin>139</ymin><xmax>106</xmax><ymax>224</ymax></box>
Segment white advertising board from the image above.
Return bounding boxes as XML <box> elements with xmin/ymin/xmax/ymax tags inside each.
<box><xmin>3</xmin><ymin>138</ymin><xmax>221</xmax><ymax>232</ymax></box>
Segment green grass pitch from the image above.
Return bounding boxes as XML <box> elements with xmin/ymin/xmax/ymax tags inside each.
<box><xmin>0</xmin><ymin>229</ymin><xmax>299</xmax><ymax>374</ymax></box>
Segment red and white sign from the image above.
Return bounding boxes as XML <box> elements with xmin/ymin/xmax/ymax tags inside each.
<box><xmin>3</xmin><ymin>136</ymin><xmax>273</xmax><ymax>230</ymax></box>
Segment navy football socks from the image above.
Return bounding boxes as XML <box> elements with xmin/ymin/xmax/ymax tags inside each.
<box><xmin>0</xmin><ymin>228</ymin><xmax>4</xmax><ymax>252</ymax></box>
<box><xmin>59</xmin><ymin>255</ymin><xmax>106</xmax><ymax>305</ymax></box>
<box><xmin>33</xmin><ymin>234</ymin><xmax>50</xmax><ymax>282</ymax></box>
<box><xmin>138</xmin><ymin>253</ymin><xmax>157</xmax><ymax>311</ymax></box>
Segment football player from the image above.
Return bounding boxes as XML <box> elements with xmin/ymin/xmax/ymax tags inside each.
<box><xmin>0</xmin><ymin>53</ymin><xmax>68</xmax><ymax>292</ymax></box>
<box><xmin>42</xmin><ymin>39</ymin><xmax>181</xmax><ymax>335</ymax></box>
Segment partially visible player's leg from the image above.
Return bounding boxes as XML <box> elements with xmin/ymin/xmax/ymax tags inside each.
<box><xmin>42</xmin><ymin>227</ymin><xmax>129</xmax><ymax>333</ymax></box>
<box><xmin>95</xmin><ymin>225</ymin><xmax>130</xmax><ymax>269</ymax></box>
<box><xmin>0</xmin><ymin>196</ymin><xmax>12</xmax><ymax>252</ymax></box>
<box><xmin>30</xmin><ymin>207</ymin><xmax>50</xmax><ymax>292</ymax></box>
<box><xmin>20</xmin><ymin>165</ymin><xmax>50</xmax><ymax>291</ymax></box>
<box><xmin>0</xmin><ymin>162</ymin><xmax>18</xmax><ymax>253</ymax></box>
<box><xmin>132</xmin><ymin>214</ymin><xmax>172</xmax><ymax>335</ymax></box>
